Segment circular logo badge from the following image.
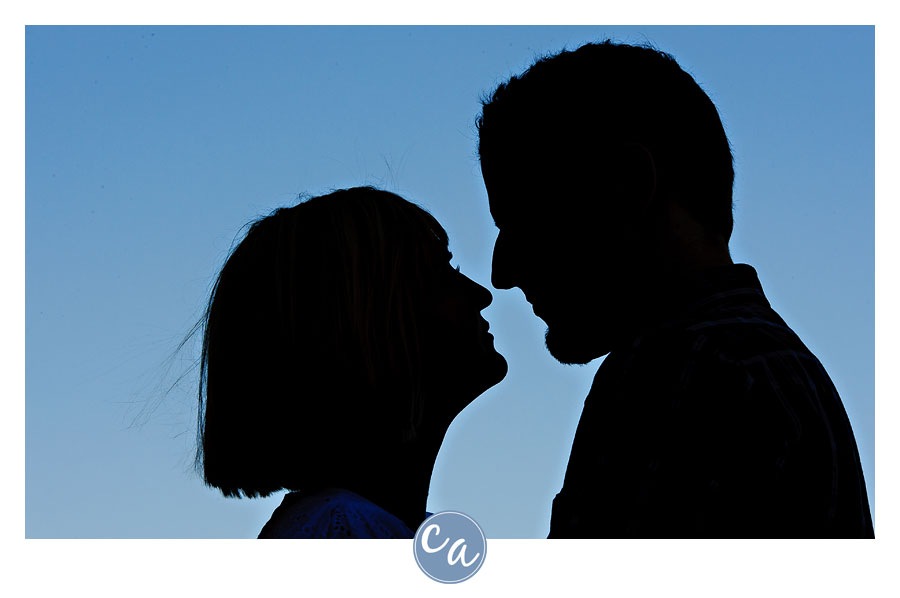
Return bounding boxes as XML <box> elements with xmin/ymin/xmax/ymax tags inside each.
<box><xmin>413</xmin><ymin>511</ymin><xmax>486</xmax><ymax>583</ymax></box>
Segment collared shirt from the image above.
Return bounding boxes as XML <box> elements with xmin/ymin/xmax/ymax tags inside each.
<box><xmin>548</xmin><ymin>264</ymin><xmax>874</xmax><ymax>538</ymax></box>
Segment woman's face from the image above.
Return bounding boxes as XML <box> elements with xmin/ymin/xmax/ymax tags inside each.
<box><xmin>418</xmin><ymin>247</ymin><xmax>508</xmax><ymax>422</ymax></box>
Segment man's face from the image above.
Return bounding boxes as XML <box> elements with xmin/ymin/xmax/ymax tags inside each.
<box><xmin>484</xmin><ymin>158</ymin><xmax>645</xmax><ymax>364</ymax></box>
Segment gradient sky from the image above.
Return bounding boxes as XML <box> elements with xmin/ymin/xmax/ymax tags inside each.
<box><xmin>25</xmin><ymin>25</ymin><xmax>874</xmax><ymax>538</ymax></box>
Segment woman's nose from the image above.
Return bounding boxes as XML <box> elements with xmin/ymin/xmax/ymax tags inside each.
<box><xmin>465</xmin><ymin>275</ymin><xmax>493</xmax><ymax>310</ymax></box>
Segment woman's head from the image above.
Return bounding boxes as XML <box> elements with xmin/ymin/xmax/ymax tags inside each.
<box><xmin>197</xmin><ymin>187</ymin><xmax>506</xmax><ymax>498</ymax></box>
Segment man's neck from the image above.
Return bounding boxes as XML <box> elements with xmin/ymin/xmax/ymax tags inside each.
<box><xmin>658</xmin><ymin>199</ymin><xmax>733</xmax><ymax>273</ymax></box>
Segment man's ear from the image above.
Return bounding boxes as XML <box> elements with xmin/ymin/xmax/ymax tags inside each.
<box><xmin>616</xmin><ymin>142</ymin><xmax>657</xmax><ymax>216</ymax></box>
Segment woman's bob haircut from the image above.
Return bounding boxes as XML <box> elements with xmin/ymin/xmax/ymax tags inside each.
<box><xmin>196</xmin><ymin>186</ymin><xmax>449</xmax><ymax>498</ymax></box>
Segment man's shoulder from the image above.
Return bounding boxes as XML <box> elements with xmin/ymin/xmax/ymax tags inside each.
<box><xmin>626</xmin><ymin>298</ymin><xmax>817</xmax><ymax>375</ymax></box>
<box><xmin>595</xmin><ymin>299</ymin><xmax>835</xmax><ymax>421</ymax></box>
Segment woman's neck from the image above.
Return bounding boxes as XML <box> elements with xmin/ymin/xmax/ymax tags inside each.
<box><xmin>340</xmin><ymin>422</ymin><xmax>448</xmax><ymax>533</ymax></box>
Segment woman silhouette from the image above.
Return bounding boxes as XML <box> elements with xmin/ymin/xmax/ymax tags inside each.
<box><xmin>196</xmin><ymin>186</ymin><xmax>507</xmax><ymax>538</ymax></box>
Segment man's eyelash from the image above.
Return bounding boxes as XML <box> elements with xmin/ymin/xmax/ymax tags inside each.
<box><xmin>455</xmin><ymin>265</ymin><xmax>461</xmax><ymax>272</ymax></box>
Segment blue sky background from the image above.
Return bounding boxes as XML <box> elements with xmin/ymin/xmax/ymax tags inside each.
<box><xmin>25</xmin><ymin>26</ymin><xmax>874</xmax><ymax>538</ymax></box>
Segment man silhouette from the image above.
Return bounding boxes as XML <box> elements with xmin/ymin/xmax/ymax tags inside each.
<box><xmin>477</xmin><ymin>41</ymin><xmax>873</xmax><ymax>538</ymax></box>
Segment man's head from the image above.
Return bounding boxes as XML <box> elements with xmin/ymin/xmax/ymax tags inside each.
<box><xmin>477</xmin><ymin>41</ymin><xmax>734</xmax><ymax>363</ymax></box>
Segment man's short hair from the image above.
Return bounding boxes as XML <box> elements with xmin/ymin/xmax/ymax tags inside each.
<box><xmin>477</xmin><ymin>40</ymin><xmax>735</xmax><ymax>241</ymax></box>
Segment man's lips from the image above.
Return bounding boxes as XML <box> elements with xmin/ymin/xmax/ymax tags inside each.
<box><xmin>524</xmin><ymin>293</ymin><xmax>545</xmax><ymax>318</ymax></box>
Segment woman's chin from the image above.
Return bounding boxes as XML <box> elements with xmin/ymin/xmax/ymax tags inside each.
<box><xmin>434</xmin><ymin>349</ymin><xmax>508</xmax><ymax>413</ymax></box>
<box><xmin>478</xmin><ymin>350</ymin><xmax>508</xmax><ymax>393</ymax></box>
<box><xmin>444</xmin><ymin>355</ymin><xmax>507</xmax><ymax>424</ymax></box>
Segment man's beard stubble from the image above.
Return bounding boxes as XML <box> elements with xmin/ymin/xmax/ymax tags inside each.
<box><xmin>544</xmin><ymin>323</ymin><xmax>608</xmax><ymax>366</ymax></box>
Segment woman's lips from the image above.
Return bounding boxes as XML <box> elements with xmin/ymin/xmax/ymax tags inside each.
<box><xmin>479</xmin><ymin>319</ymin><xmax>494</xmax><ymax>340</ymax></box>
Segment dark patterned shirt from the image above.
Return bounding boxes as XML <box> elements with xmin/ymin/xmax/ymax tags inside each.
<box><xmin>548</xmin><ymin>264</ymin><xmax>873</xmax><ymax>538</ymax></box>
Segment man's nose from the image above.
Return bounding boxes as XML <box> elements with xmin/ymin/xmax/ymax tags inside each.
<box><xmin>491</xmin><ymin>232</ymin><xmax>516</xmax><ymax>290</ymax></box>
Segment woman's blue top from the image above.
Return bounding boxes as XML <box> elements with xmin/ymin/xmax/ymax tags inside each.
<box><xmin>258</xmin><ymin>488</ymin><xmax>424</xmax><ymax>539</ymax></box>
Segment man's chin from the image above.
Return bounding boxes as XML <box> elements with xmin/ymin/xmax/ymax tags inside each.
<box><xmin>545</xmin><ymin>325</ymin><xmax>607</xmax><ymax>365</ymax></box>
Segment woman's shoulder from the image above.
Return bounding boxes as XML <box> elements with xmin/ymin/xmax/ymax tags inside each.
<box><xmin>257</xmin><ymin>488</ymin><xmax>415</xmax><ymax>539</ymax></box>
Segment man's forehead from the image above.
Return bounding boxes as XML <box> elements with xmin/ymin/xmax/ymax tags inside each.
<box><xmin>487</xmin><ymin>172</ymin><xmax>584</xmax><ymax>225</ymax></box>
<box><xmin>487</xmin><ymin>186</ymin><xmax>542</xmax><ymax>226</ymax></box>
